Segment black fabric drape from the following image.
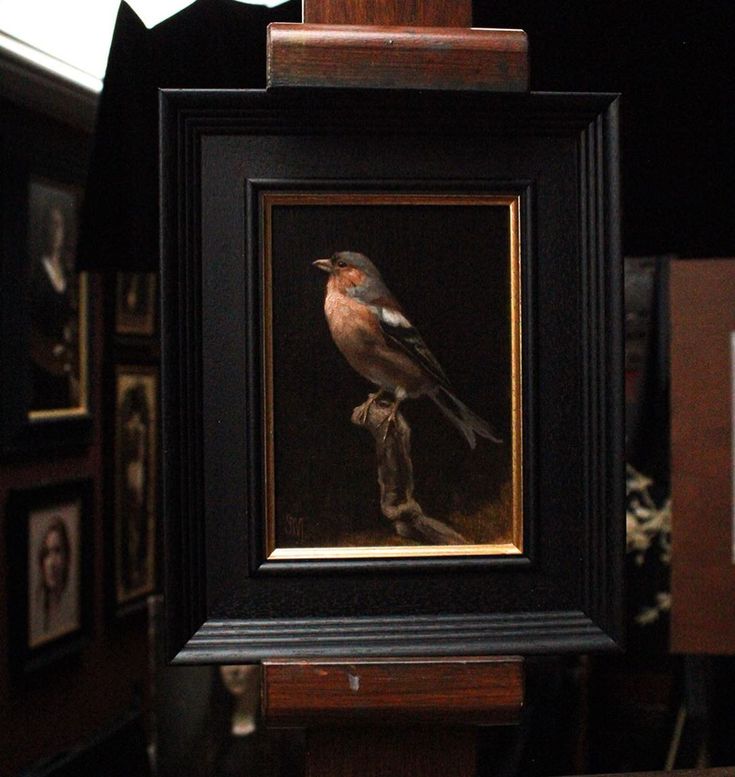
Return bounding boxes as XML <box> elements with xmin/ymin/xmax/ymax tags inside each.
<box><xmin>77</xmin><ymin>0</ymin><xmax>300</xmax><ymax>272</ymax></box>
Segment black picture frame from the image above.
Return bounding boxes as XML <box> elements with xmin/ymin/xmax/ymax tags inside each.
<box><xmin>0</xmin><ymin>130</ymin><xmax>93</xmax><ymax>457</ymax></box>
<box><xmin>5</xmin><ymin>479</ymin><xmax>93</xmax><ymax>677</ymax></box>
<box><xmin>160</xmin><ymin>88</ymin><xmax>624</xmax><ymax>661</ymax></box>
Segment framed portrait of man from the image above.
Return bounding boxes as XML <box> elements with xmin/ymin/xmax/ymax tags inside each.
<box><xmin>113</xmin><ymin>366</ymin><xmax>158</xmax><ymax>609</ymax></box>
<box><xmin>0</xmin><ymin>139</ymin><xmax>93</xmax><ymax>455</ymax></box>
<box><xmin>160</xmin><ymin>88</ymin><xmax>624</xmax><ymax>661</ymax></box>
<box><xmin>27</xmin><ymin>179</ymin><xmax>89</xmax><ymax>419</ymax></box>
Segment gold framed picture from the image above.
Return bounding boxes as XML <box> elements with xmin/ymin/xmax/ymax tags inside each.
<box><xmin>1</xmin><ymin>165</ymin><xmax>92</xmax><ymax>455</ymax></box>
<box><xmin>260</xmin><ymin>190</ymin><xmax>522</xmax><ymax>560</ymax></box>
<box><xmin>27</xmin><ymin>178</ymin><xmax>89</xmax><ymax>421</ymax></box>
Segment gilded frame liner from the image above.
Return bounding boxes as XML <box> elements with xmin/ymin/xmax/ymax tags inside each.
<box><xmin>261</xmin><ymin>191</ymin><xmax>523</xmax><ymax>560</ymax></box>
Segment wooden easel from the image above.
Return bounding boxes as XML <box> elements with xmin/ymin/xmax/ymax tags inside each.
<box><xmin>268</xmin><ymin>0</ymin><xmax>528</xmax><ymax>92</ymax></box>
<box><xmin>263</xmin><ymin>3</ymin><xmax>529</xmax><ymax>774</ymax></box>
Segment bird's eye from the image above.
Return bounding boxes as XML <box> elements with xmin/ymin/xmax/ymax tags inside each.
<box><xmin>336</xmin><ymin>260</ymin><xmax>347</xmax><ymax>268</ymax></box>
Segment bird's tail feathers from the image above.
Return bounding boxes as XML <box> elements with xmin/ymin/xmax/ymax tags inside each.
<box><xmin>431</xmin><ymin>387</ymin><xmax>503</xmax><ymax>449</ymax></box>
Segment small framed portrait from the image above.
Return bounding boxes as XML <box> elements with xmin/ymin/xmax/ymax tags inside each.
<box><xmin>6</xmin><ymin>480</ymin><xmax>92</xmax><ymax>674</ymax></box>
<box><xmin>0</xmin><ymin>164</ymin><xmax>92</xmax><ymax>455</ymax></box>
<box><xmin>114</xmin><ymin>366</ymin><xmax>158</xmax><ymax>608</ymax></box>
<box><xmin>115</xmin><ymin>273</ymin><xmax>158</xmax><ymax>337</ymax></box>
<box><xmin>161</xmin><ymin>88</ymin><xmax>624</xmax><ymax>660</ymax></box>
<box><xmin>27</xmin><ymin>179</ymin><xmax>89</xmax><ymax>419</ymax></box>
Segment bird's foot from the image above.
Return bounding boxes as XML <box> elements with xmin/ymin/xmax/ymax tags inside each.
<box><xmin>378</xmin><ymin>401</ymin><xmax>400</xmax><ymax>442</ymax></box>
<box><xmin>355</xmin><ymin>390</ymin><xmax>384</xmax><ymax>426</ymax></box>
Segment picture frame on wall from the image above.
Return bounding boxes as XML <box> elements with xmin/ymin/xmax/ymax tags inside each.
<box><xmin>0</xmin><ymin>161</ymin><xmax>92</xmax><ymax>455</ymax></box>
<box><xmin>160</xmin><ymin>88</ymin><xmax>624</xmax><ymax>661</ymax></box>
<box><xmin>115</xmin><ymin>273</ymin><xmax>158</xmax><ymax>338</ymax></box>
<box><xmin>5</xmin><ymin>479</ymin><xmax>93</xmax><ymax>676</ymax></box>
<box><xmin>26</xmin><ymin>179</ymin><xmax>89</xmax><ymax>421</ymax></box>
<box><xmin>113</xmin><ymin>365</ymin><xmax>158</xmax><ymax>611</ymax></box>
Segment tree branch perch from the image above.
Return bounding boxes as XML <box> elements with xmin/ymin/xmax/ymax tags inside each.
<box><xmin>351</xmin><ymin>395</ymin><xmax>469</xmax><ymax>545</ymax></box>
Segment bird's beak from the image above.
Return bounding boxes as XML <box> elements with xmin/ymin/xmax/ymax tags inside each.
<box><xmin>312</xmin><ymin>258</ymin><xmax>333</xmax><ymax>273</ymax></box>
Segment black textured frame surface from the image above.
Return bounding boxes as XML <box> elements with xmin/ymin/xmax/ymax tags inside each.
<box><xmin>160</xmin><ymin>88</ymin><xmax>623</xmax><ymax>662</ymax></box>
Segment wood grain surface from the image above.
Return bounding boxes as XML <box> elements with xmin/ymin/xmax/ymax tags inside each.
<box><xmin>303</xmin><ymin>0</ymin><xmax>472</xmax><ymax>27</ymax></box>
<box><xmin>267</xmin><ymin>24</ymin><xmax>529</xmax><ymax>92</ymax></box>
<box><xmin>564</xmin><ymin>770</ymin><xmax>735</xmax><ymax>777</ymax></box>
<box><xmin>670</xmin><ymin>258</ymin><xmax>735</xmax><ymax>654</ymax></box>
<box><xmin>262</xmin><ymin>656</ymin><xmax>523</xmax><ymax>725</ymax></box>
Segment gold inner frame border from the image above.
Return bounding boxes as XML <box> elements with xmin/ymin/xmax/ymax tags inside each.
<box><xmin>261</xmin><ymin>191</ymin><xmax>522</xmax><ymax>561</ymax></box>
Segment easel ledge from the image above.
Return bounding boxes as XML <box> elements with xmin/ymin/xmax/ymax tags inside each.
<box><xmin>267</xmin><ymin>0</ymin><xmax>528</xmax><ymax>93</ymax></box>
<box><xmin>268</xmin><ymin>24</ymin><xmax>529</xmax><ymax>92</ymax></box>
<box><xmin>262</xmin><ymin>657</ymin><xmax>524</xmax><ymax>777</ymax></box>
<box><xmin>262</xmin><ymin>656</ymin><xmax>524</xmax><ymax>726</ymax></box>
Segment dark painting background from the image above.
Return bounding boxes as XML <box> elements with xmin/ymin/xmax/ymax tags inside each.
<box><xmin>269</xmin><ymin>201</ymin><xmax>514</xmax><ymax>549</ymax></box>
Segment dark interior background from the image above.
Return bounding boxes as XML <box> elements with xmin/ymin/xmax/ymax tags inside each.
<box><xmin>474</xmin><ymin>0</ymin><xmax>735</xmax><ymax>258</ymax></box>
<box><xmin>1</xmin><ymin>0</ymin><xmax>734</xmax><ymax>774</ymax></box>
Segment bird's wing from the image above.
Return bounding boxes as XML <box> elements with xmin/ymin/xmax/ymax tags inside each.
<box><xmin>372</xmin><ymin>303</ymin><xmax>452</xmax><ymax>389</ymax></box>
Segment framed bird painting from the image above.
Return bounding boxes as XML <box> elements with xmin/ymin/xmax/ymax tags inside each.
<box><xmin>259</xmin><ymin>189</ymin><xmax>522</xmax><ymax>559</ymax></box>
<box><xmin>160</xmin><ymin>88</ymin><xmax>624</xmax><ymax>660</ymax></box>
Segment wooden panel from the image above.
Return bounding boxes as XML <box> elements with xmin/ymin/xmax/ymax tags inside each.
<box><xmin>262</xmin><ymin>657</ymin><xmax>523</xmax><ymax>725</ymax></box>
<box><xmin>566</xmin><ymin>770</ymin><xmax>735</xmax><ymax>777</ymax></box>
<box><xmin>267</xmin><ymin>24</ymin><xmax>529</xmax><ymax>92</ymax></box>
<box><xmin>670</xmin><ymin>258</ymin><xmax>735</xmax><ymax>653</ymax></box>
<box><xmin>303</xmin><ymin>0</ymin><xmax>472</xmax><ymax>27</ymax></box>
<box><xmin>305</xmin><ymin>728</ymin><xmax>476</xmax><ymax>777</ymax></box>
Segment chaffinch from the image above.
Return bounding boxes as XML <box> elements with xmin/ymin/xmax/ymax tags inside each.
<box><xmin>313</xmin><ymin>250</ymin><xmax>501</xmax><ymax>449</ymax></box>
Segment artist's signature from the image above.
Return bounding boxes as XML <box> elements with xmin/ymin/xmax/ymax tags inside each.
<box><xmin>284</xmin><ymin>513</ymin><xmax>305</xmax><ymax>542</ymax></box>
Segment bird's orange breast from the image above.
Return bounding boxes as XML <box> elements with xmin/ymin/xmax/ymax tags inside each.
<box><xmin>324</xmin><ymin>288</ymin><xmax>380</xmax><ymax>355</ymax></box>
<box><xmin>323</xmin><ymin>287</ymin><xmax>430</xmax><ymax>395</ymax></box>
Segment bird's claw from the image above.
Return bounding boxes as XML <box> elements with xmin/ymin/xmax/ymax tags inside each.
<box><xmin>378</xmin><ymin>404</ymin><xmax>399</xmax><ymax>442</ymax></box>
<box><xmin>355</xmin><ymin>391</ymin><xmax>384</xmax><ymax>426</ymax></box>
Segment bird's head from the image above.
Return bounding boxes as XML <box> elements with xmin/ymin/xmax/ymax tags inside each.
<box><xmin>312</xmin><ymin>251</ymin><xmax>383</xmax><ymax>294</ymax></box>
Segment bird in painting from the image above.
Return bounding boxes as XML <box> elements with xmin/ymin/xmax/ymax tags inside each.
<box><xmin>313</xmin><ymin>250</ymin><xmax>501</xmax><ymax>449</ymax></box>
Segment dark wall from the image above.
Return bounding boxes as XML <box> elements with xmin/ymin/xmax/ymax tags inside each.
<box><xmin>0</xmin><ymin>97</ymin><xmax>149</xmax><ymax>776</ymax></box>
<box><xmin>474</xmin><ymin>0</ymin><xmax>735</xmax><ymax>257</ymax></box>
